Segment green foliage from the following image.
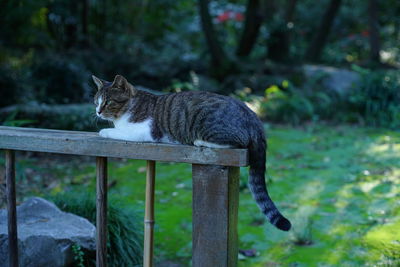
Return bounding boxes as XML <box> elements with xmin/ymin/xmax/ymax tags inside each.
<box><xmin>263</xmin><ymin>83</ymin><xmax>314</xmax><ymax>124</ymax></box>
<box><xmin>0</xmin><ymin>103</ymin><xmax>105</xmax><ymax>131</ymax></box>
<box><xmin>346</xmin><ymin>69</ymin><xmax>400</xmax><ymax>128</ymax></box>
<box><xmin>71</xmin><ymin>244</ymin><xmax>85</xmax><ymax>267</ymax></box>
<box><xmin>247</xmin><ymin>68</ymin><xmax>400</xmax><ymax>128</ymax></box>
<box><xmin>31</xmin><ymin>55</ymin><xmax>92</xmax><ymax>104</ymax></box>
<box><xmin>291</xmin><ymin>218</ymin><xmax>314</xmax><ymax>246</ymax></box>
<box><xmin>259</xmin><ymin>80</ymin><xmax>333</xmax><ymax>125</ymax></box>
<box><xmin>1</xmin><ymin>111</ymin><xmax>36</xmax><ymax>127</ymax></box>
<box><xmin>0</xmin><ymin>64</ymin><xmax>24</xmax><ymax>107</ymax></box>
<box><xmin>0</xmin><ymin>1</ymin><xmax>51</xmax><ymax>48</ymax></box>
<box><xmin>378</xmin><ymin>248</ymin><xmax>400</xmax><ymax>267</ymax></box>
<box><xmin>50</xmin><ymin>191</ymin><xmax>143</xmax><ymax>267</ymax></box>
<box><xmin>166</xmin><ymin>79</ymin><xmax>197</xmax><ymax>92</ymax></box>
<box><xmin>0</xmin><ymin>0</ymin><xmax>398</xmax><ymax>128</ymax></box>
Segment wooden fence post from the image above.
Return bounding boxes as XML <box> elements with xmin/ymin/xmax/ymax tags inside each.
<box><xmin>5</xmin><ymin>149</ymin><xmax>18</xmax><ymax>267</ymax></box>
<box><xmin>96</xmin><ymin>157</ymin><xmax>108</xmax><ymax>267</ymax></box>
<box><xmin>192</xmin><ymin>164</ymin><xmax>239</xmax><ymax>267</ymax></box>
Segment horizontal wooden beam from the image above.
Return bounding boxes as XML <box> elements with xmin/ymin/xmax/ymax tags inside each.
<box><xmin>0</xmin><ymin>126</ymin><xmax>248</xmax><ymax>167</ymax></box>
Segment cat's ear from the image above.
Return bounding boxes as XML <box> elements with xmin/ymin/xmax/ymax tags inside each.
<box><xmin>92</xmin><ymin>75</ymin><xmax>106</xmax><ymax>90</ymax></box>
<box><xmin>112</xmin><ymin>75</ymin><xmax>136</xmax><ymax>95</ymax></box>
<box><xmin>112</xmin><ymin>75</ymin><xmax>128</xmax><ymax>89</ymax></box>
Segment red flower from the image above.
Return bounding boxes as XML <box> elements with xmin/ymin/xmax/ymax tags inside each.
<box><xmin>348</xmin><ymin>34</ymin><xmax>356</xmax><ymax>40</ymax></box>
<box><xmin>216</xmin><ymin>11</ymin><xmax>231</xmax><ymax>23</ymax></box>
<box><xmin>361</xmin><ymin>30</ymin><xmax>369</xmax><ymax>37</ymax></box>
<box><xmin>235</xmin><ymin>13</ymin><xmax>244</xmax><ymax>21</ymax></box>
<box><xmin>216</xmin><ymin>11</ymin><xmax>244</xmax><ymax>23</ymax></box>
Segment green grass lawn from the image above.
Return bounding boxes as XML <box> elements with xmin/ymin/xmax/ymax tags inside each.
<box><xmin>12</xmin><ymin>124</ymin><xmax>400</xmax><ymax>266</ymax></box>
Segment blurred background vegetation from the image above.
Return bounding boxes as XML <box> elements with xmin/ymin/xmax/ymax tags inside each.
<box><xmin>0</xmin><ymin>0</ymin><xmax>399</xmax><ymax>128</ymax></box>
<box><xmin>0</xmin><ymin>0</ymin><xmax>399</xmax><ymax>266</ymax></box>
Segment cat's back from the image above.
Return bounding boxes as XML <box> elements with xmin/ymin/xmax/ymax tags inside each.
<box><xmin>153</xmin><ymin>90</ymin><xmax>260</xmax><ymax>146</ymax></box>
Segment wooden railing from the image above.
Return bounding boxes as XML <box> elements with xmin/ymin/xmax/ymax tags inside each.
<box><xmin>0</xmin><ymin>126</ymin><xmax>248</xmax><ymax>267</ymax></box>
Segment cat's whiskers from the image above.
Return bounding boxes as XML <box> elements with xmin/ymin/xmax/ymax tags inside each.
<box><xmin>91</xmin><ymin>113</ymin><xmax>100</xmax><ymax>129</ymax></box>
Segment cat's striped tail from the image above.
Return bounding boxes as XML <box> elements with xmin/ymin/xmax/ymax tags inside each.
<box><xmin>248</xmin><ymin>134</ymin><xmax>291</xmax><ymax>231</ymax></box>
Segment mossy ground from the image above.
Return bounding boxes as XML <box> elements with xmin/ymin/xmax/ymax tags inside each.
<box><xmin>7</xmin><ymin>125</ymin><xmax>400</xmax><ymax>266</ymax></box>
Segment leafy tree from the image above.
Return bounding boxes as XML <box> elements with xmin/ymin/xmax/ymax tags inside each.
<box><xmin>236</xmin><ymin>0</ymin><xmax>264</xmax><ymax>57</ymax></box>
<box><xmin>267</xmin><ymin>0</ymin><xmax>298</xmax><ymax>62</ymax></box>
<box><xmin>367</xmin><ymin>0</ymin><xmax>381</xmax><ymax>65</ymax></box>
<box><xmin>198</xmin><ymin>0</ymin><xmax>232</xmax><ymax>79</ymax></box>
<box><xmin>305</xmin><ymin>0</ymin><xmax>342</xmax><ymax>62</ymax></box>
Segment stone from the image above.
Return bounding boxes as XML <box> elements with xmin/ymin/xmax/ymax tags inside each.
<box><xmin>0</xmin><ymin>197</ymin><xmax>96</xmax><ymax>267</ymax></box>
<box><xmin>303</xmin><ymin>65</ymin><xmax>361</xmax><ymax>95</ymax></box>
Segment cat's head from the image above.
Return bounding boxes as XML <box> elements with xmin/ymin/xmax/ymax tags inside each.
<box><xmin>92</xmin><ymin>75</ymin><xmax>136</xmax><ymax>121</ymax></box>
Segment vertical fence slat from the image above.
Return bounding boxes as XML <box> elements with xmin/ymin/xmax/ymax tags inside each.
<box><xmin>96</xmin><ymin>157</ymin><xmax>108</xmax><ymax>267</ymax></box>
<box><xmin>5</xmin><ymin>149</ymin><xmax>18</xmax><ymax>267</ymax></box>
<box><xmin>144</xmin><ymin>160</ymin><xmax>156</xmax><ymax>267</ymax></box>
<box><xmin>192</xmin><ymin>164</ymin><xmax>239</xmax><ymax>267</ymax></box>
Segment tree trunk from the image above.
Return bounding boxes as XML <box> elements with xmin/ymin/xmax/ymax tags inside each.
<box><xmin>82</xmin><ymin>0</ymin><xmax>89</xmax><ymax>36</ymax></box>
<box><xmin>368</xmin><ymin>0</ymin><xmax>381</xmax><ymax>64</ymax></box>
<box><xmin>267</xmin><ymin>0</ymin><xmax>297</xmax><ymax>62</ymax></box>
<box><xmin>81</xmin><ymin>0</ymin><xmax>89</xmax><ymax>46</ymax></box>
<box><xmin>65</xmin><ymin>1</ymin><xmax>78</xmax><ymax>48</ymax></box>
<box><xmin>285</xmin><ymin>0</ymin><xmax>297</xmax><ymax>23</ymax></box>
<box><xmin>100</xmin><ymin>0</ymin><xmax>107</xmax><ymax>42</ymax></box>
<box><xmin>198</xmin><ymin>0</ymin><xmax>231</xmax><ymax>79</ymax></box>
<box><xmin>236</xmin><ymin>0</ymin><xmax>264</xmax><ymax>57</ymax></box>
<box><xmin>305</xmin><ymin>0</ymin><xmax>342</xmax><ymax>62</ymax></box>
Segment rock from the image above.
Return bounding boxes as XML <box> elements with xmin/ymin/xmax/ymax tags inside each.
<box><xmin>303</xmin><ymin>65</ymin><xmax>361</xmax><ymax>95</ymax></box>
<box><xmin>0</xmin><ymin>197</ymin><xmax>96</xmax><ymax>267</ymax></box>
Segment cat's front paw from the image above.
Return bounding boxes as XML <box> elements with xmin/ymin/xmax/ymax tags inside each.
<box><xmin>99</xmin><ymin>128</ymin><xmax>114</xmax><ymax>138</ymax></box>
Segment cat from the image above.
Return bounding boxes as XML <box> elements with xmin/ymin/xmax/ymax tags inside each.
<box><xmin>92</xmin><ymin>74</ymin><xmax>291</xmax><ymax>231</ymax></box>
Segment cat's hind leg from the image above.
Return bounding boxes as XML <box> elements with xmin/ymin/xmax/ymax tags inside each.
<box><xmin>193</xmin><ymin>140</ymin><xmax>231</xmax><ymax>149</ymax></box>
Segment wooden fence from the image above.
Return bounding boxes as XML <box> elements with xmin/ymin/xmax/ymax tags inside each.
<box><xmin>0</xmin><ymin>126</ymin><xmax>248</xmax><ymax>267</ymax></box>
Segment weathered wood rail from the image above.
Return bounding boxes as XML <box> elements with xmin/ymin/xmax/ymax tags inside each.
<box><xmin>0</xmin><ymin>126</ymin><xmax>248</xmax><ymax>267</ymax></box>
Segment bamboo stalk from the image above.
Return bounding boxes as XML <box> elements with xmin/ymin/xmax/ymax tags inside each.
<box><xmin>6</xmin><ymin>149</ymin><xmax>18</xmax><ymax>267</ymax></box>
<box><xmin>96</xmin><ymin>157</ymin><xmax>108</xmax><ymax>267</ymax></box>
<box><xmin>144</xmin><ymin>160</ymin><xmax>156</xmax><ymax>267</ymax></box>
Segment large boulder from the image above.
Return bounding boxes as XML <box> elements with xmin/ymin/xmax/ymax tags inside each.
<box><xmin>303</xmin><ymin>65</ymin><xmax>361</xmax><ymax>95</ymax></box>
<box><xmin>0</xmin><ymin>197</ymin><xmax>96</xmax><ymax>267</ymax></box>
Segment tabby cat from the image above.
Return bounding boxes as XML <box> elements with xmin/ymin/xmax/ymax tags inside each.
<box><xmin>93</xmin><ymin>74</ymin><xmax>291</xmax><ymax>231</ymax></box>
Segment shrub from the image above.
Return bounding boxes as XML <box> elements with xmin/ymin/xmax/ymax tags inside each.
<box><xmin>0</xmin><ymin>64</ymin><xmax>22</xmax><ymax>107</ymax></box>
<box><xmin>259</xmin><ymin>80</ymin><xmax>333</xmax><ymax>125</ymax></box>
<box><xmin>346</xmin><ymin>69</ymin><xmax>400</xmax><ymax>128</ymax></box>
<box><xmin>31</xmin><ymin>54</ymin><xmax>92</xmax><ymax>104</ymax></box>
<box><xmin>0</xmin><ymin>103</ymin><xmax>106</xmax><ymax>131</ymax></box>
<box><xmin>50</xmin><ymin>191</ymin><xmax>143</xmax><ymax>267</ymax></box>
<box><xmin>243</xmin><ymin>68</ymin><xmax>400</xmax><ymax>129</ymax></box>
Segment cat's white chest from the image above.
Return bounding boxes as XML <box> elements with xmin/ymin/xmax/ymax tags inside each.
<box><xmin>113</xmin><ymin>114</ymin><xmax>138</xmax><ymax>129</ymax></box>
<box><xmin>99</xmin><ymin>114</ymin><xmax>155</xmax><ymax>142</ymax></box>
